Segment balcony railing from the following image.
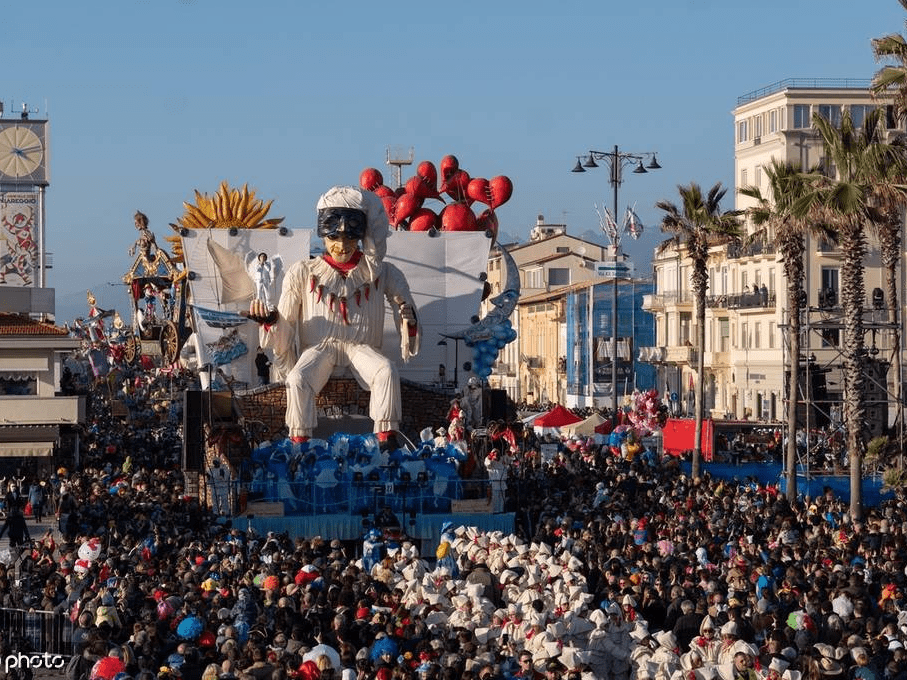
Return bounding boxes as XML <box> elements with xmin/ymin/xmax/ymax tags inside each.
<box><xmin>727</xmin><ymin>241</ymin><xmax>776</xmax><ymax>259</ymax></box>
<box><xmin>664</xmin><ymin>346</ymin><xmax>698</xmax><ymax>364</ymax></box>
<box><xmin>706</xmin><ymin>291</ymin><xmax>776</xmax><ymax>310</ymax></box>
<box><xmin>646</xmin><ymin>292</ymin><xmax>694</xmax><ymax>307</ymax></box>
<box><xmin>638</xmin><ymin>346</ymin><xmax>665</xmax><ymax>362</ymax></box>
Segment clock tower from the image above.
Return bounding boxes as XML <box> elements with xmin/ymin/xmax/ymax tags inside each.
<box><xmin>0</xmin><ymin>107</ymin><xmax>49</xmax><ymax>289</ymax></box>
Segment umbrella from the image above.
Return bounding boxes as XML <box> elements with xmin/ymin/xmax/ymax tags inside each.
<box><xmin>177</xmin><ymin>615</ymin><xmax>204</xmax><ymax>640</ymax></box>
<box><xmin>91</xmin><ymin>657</ymin><xmax>125</xmax><ymax>680</ymax></box>
<box><xmin>303</xmin><ymin>644</ymin><xmax>341</xmax><ymax>670</ymax></box>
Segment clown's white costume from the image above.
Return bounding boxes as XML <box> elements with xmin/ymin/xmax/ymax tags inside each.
<box><xmin>258</xmin><ymin>187</ymin><xmax>420</xmax><ymax>440</ymax></box>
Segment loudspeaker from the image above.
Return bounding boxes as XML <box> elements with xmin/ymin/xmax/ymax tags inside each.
<box><xmin>864</xmin><ymin>359</ymin><xmax>889</xmax><ymax>438</ymax></box>
<box><xmin>183</xmin><ymin>390</ymin><xmax>206</xmax><ymax>471</ymax></box>
<box><xmin>485</xmin><ymin>388</ymin><xmax>510</xmax><ymax>422</ymax></box>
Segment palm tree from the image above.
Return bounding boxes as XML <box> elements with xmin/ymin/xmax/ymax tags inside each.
<box><xmin>740</xmin><ymin>160</ymin><xmax>832</xmax><ymax>501</ymax></box>
<box><xmin>656</xmin><ymin>183</ymin><xmax>742</xmax><ymax>479</ymax></box>
<box><xmin>871</xmin><ymin>0</ymin><xmax>907</xmax><ymax>120</ymax></box>
<box><xmin>795</xmin><ymin>109</ymin><xmax>905</xmax><ymax>519</ymax></box>
<box><xmin>861</xmin><ymin>112</ymin><xmax>907</xmax><ymax>449</ymax></box>
<box><xmin>872</xmin><ymin>14</ymin><xmax>907</xmax><ymax>448</ymax></box>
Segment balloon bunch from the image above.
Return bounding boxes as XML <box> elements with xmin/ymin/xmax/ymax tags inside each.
<box><xmin>623</xmin><ymin>388</ymin><xmax>662</xmax><ymax>437</ymax></box>
<box><xmin>464</xmin><ymin>317</ymin><xmax>517</xmax><ymax>379</ymax></box>
<box><xmin>359</xmin><ymin>154</ymin><xmax>513</xmax><ymax>240</ymax></box>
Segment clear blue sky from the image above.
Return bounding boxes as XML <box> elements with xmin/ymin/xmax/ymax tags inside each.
<box><xmin>5</xmin><ymin>0</ymin><xmax>905</xmax><ymax>323</ymax></box>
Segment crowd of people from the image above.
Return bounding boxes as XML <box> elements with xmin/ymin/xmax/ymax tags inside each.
<box><xmin>1</xmin><ymin>383</ymin><xmax>906</xmax><ymax>680</ymax></box>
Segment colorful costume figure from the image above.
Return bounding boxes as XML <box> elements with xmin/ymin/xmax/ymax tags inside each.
<box><xmin>435</xmin><ymin>521</ymin><xmax>459</xmax><ymax>577</ymax></box>
<box><xmin>254</xmin><ymin>186</ymin><xmax>420</xmax><ymax>441</ymax></box>
<box><xmin>362</xmin><ymin>527</ymin><xmax>384</xmax><ymax>575</ymax></box>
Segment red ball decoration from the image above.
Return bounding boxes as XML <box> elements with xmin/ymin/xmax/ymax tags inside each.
<box><xmin>440</xmin><ymin>155</ymin><xmax>459</xmax><ymax>182</ymax></box>
<box><xmin>359</xmin><ymin>168</ymin><xmax>384</xmax><ymax>192</ymax></box>
<box><xmin>409</xmin><ymin>208</ymin><xmax>439</xmax><ymax>232</ymax></box>
<box><xmin>440</xmin><ymin>203</ymin><xmax>477</xmax><ymax>231</ymax></box>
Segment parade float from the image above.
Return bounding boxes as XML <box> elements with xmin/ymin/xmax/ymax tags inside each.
<box><xmin>66</xmin><ymin>159</ymin><xmax>521</xmax><ymax>544</ymax></box>
<box><xmin>167</xmin><ymin>160</ymin><xmax>520</xmax><ymax>539</ymax></box>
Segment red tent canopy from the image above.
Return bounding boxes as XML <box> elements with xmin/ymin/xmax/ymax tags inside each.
<box><xmin>594</xmin><ymin>419</ymin><xmax>613</xmax><ymax>435</ymax></box>
<box><xmin>533</xmin><ymin>404</ymin><xmax>583</xmax><ymax>428</ymax></box>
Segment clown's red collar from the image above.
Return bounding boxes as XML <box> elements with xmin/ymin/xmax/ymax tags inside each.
<box><xmin>322</xmin><ymin>250</ymin><xmax>362</xmax><ymax>276</ymax></box>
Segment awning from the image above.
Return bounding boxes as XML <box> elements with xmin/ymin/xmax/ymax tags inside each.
<box><xmin>0</xmin><ymin>425</ymin><xmax>59</xmax><ymax>443</ymax></box>
<box><xmin>0</xmin><ymin>442</ymin><xmax>54</xmax><ymax>457</ymax></box>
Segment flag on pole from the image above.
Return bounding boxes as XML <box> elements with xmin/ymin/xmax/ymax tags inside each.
<box><xmin>595</xmin><ymin>204</ymin><xmax>620</xmax><ymax>243</ymax></box>
<box><xmin>624</xmin><ymin>204</ymin><xmax>644</xmax><ymax>240</ymax></box>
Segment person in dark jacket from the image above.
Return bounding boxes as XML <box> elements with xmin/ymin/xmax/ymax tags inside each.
<box><xmin>0</xmin><ymin>506</ymin><xmax>30</xmax><ymax>547</ymax></box>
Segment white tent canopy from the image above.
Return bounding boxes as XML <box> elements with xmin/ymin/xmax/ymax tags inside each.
<box><xmin>560</xmin><ymin>412</ymin><xmax>607</xmax><ymax>437</ymax></box>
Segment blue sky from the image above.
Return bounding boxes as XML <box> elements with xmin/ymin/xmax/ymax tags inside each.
<box><xmin>4</xmin><ymin>0</ymin><xmax>906</xmax><ymax>323</ymax></box>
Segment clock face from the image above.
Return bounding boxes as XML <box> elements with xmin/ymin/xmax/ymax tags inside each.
<box><xmin>0</xmin><ymin>123</ymin><xmax>46</xmax><ymax>182</ymax></box>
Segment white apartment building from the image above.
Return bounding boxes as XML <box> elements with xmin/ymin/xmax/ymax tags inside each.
<box><xmin>644</xmin><ymin>79</ymin><xmax>905</xmax><ymax>432</ymax></box>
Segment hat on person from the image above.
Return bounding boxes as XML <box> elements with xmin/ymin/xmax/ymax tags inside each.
<box><xmin>720</xmin><ymin>622</ymin><xmax>740</xmax><ymax>637</ymax></box>
<box><xmin>768</xmin><ymin>658</ymin><xmax>790</xmax><ymax>674</ymax></box>
<box><xmin>818</xmin><ymin>658</ymin><xmax>843</xmax><ymax>676</ymax></box>
<box><xmin>656</xmin><ymin>631</ymin><xmax>677</xmax><ymax>651</ymax></box>
<box><xmin>814</xmin><ymin>644</ymin><xmax>835</xmax><ymax>659</ymax></box>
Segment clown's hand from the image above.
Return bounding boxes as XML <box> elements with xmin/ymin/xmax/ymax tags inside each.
<box><xmin>243</xmin><ymin>299</ymin><xmax>278</xmax><ymax>325</ymax></box>
<box><xmin>400</xmin><ymin>304</ymin><xmax>416</xmax><ymax>324</ymax></box>
<box><xmin>394</xmin><ymin>296</ymin><xmax>416</xmax><ymax>325</ymax></box>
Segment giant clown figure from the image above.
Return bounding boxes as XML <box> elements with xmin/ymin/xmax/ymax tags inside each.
<box><xmin>249</xmin><ymin>186</ymin><xmax>421</xmax><ymax>446</ymax></box>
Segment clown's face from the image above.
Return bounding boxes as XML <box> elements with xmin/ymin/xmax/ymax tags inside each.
<box><xmin>324</xmin><ymin>235</ymin><xmax>359</xmax><ymax>264</ymax></box>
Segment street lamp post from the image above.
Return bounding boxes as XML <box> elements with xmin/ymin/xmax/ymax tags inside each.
<box><xmin>572</xmin><ymin>145</ymin><xmax>660</xmax><ymax>416</ymax></box>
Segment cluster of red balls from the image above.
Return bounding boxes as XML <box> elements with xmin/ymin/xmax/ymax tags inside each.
<box><xmin>359</xmin><ymin>154</ymin><xmax>513</xmax><ymax>239</ymax></box>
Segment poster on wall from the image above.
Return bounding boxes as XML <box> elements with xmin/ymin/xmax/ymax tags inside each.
<box><xmin>0</xmin><ymin>192</ymin><xmax>38</xmax><ymax>286</ymax></box>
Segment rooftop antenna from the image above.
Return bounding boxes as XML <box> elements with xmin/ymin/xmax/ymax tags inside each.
<box><xmin>386</xmin><ymin>146</ymin><xmax>414</xmax><ymax>189</ymax></box>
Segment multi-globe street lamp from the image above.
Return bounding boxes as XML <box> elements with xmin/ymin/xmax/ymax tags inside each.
<box><xmin>572</xmin><ymin>145</ymin><xmax>661</xmax><ymax>416</ymax></box>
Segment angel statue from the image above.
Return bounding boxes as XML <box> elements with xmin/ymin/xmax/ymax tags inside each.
<box><xmin>246</xmin><ymin>252</ymin><xmax>279</xmax><ymax>307</ymax></box>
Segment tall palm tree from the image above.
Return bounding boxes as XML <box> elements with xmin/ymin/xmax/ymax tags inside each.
<box><xmin>871</xmin><ymin>0</ymin><xmax>907</xmax><ymax>120</ymax></box>
<box><xmin>872</xmin><ymin>1</ymin><xmax>907</xmax><ymax>461</ymax></box>
<box><xmin>795</xmin><ymin>109</ymin><xmax>904</xmax><ymax>519</ymax></box>
<box><xmin>656</xmin><ymin>183</ymin><xmax>742</xmax><ymax>479</ymax></box>
<box><xmin>740</xmin><ymin>160</ymin><xmax>832</xmax><ymax>501</ymax></box>
<box><xmin>861</xmin><ymin>112</ymin><xmax>907</xmax><ymax>447</ymax></box>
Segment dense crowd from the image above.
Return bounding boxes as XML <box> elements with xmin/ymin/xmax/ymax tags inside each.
<box><xmin>0</xmin><ymin>382</ymin><xmax>905</xmax><ymax>680</ymax></box>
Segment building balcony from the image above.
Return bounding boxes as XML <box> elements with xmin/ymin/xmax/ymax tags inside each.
<box><xmin>526</xmin><ymin>357</ymin><xmax>545</xmax><ymax>369</ymax></box>
<box><xmin>492</xmin><ymin>361</ymin><xmax>516</xmax><ymax>376</ymax></box>
<box><xmin>704</xmin><ymin>351</ymin><xmax>730</xmax><ymax>367</ymax></box>
<box><xmin>0</xmin><ymin>395</ymin><xmax>85</xmax><ymax>425</ymax></box>
<box><xmin>643</xmin><ymin>292</ymin><xmax>694</xmax><ymax>310</ymax></box>
<box><xmin>664</xmin><ymin>345</ymin><xmax>698</xmax><ymax>364</ymax></box>
<box><xmin>638</xmin><ymin>346</ymin><xmax>665</xmax><ymax>363</ymax></box>
<box><xmin>706</xmin><ymin>291</ymin><xmax>776</xmax><ymax>310</ymax></box>
<box><xmin>726</xmin><ymin>241</ymin><xmax>776</xmax><ymax>259</ymax></box>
